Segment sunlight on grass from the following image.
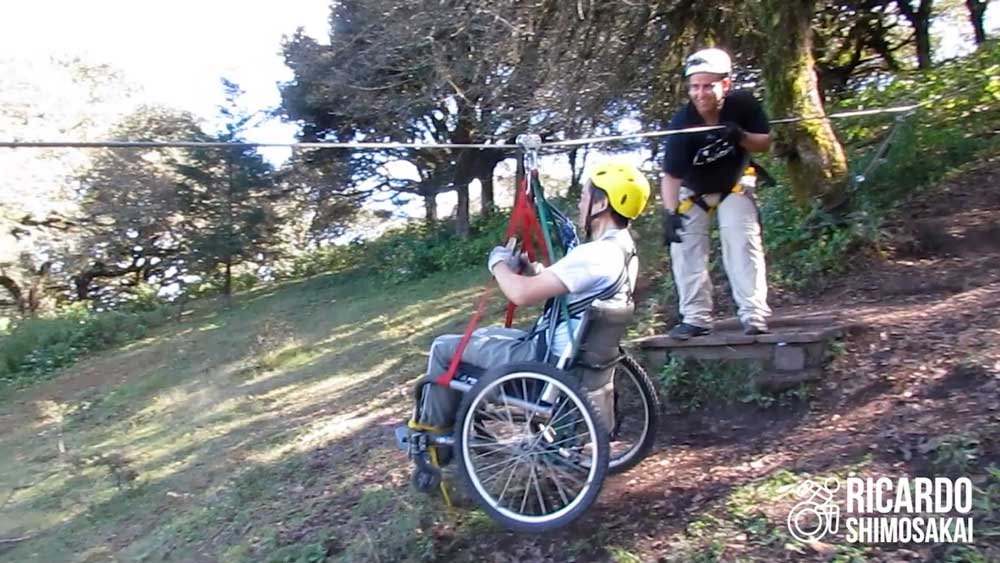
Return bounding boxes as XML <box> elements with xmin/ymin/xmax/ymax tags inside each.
<box><xmin>273</xmin><ymin>355</ymin><xmax>403</xmax><ymax>405</ymax></box>
<box><xmin>298</xmin><ymin>406</ymin><xmax>395</xmax><ymax>450</ymax></box>
<box><xmin>0</xmin><ymin>268</ymin><xmax>493</xmax><ymax>562</ymax></box>
<box><xmin>250</xmin><ymin>408</ymin><xmax>385</xmax><ymax>466</ymax></box>
<box><xmin>259</xmin><ymin>342</ymin><xmax>317</xmax><ymax>372</ymax></box>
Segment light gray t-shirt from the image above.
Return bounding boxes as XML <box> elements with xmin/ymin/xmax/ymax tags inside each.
<box><xmin>543</xmin><ymin>229</ymin><xmax>637</xmax><ymax>355</ymax></box>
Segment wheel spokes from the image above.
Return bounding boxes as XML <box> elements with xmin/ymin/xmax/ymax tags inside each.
<box><xmin>466</xmin><ymin>374</ymin><xmax>598</xmax><ymax>519</ymax></box>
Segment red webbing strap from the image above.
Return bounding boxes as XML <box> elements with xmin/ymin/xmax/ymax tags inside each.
<box><xmin>434</xmin><ymin>174</ymin><xmax>548</xmax><ymax>386</ymax></box>
<box><xmin>503</xmin><ymin>174</ymin><xmax>543</xmax><ymax>327</ymax></box>
<box><xmin>434</xmin><ymin>277</ymin><xmax>496</xmax><ymax>386</ymax></box>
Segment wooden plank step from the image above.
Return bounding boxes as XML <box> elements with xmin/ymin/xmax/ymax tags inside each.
<box><xmin>631</xmin><ymin>315</ymin><xmax>851</xmax><ymax>350</ymax></box>
<box><xmin>628</xmin><ymin>315</ymin><xmax>858</xmax><ymax>386</ymax></box>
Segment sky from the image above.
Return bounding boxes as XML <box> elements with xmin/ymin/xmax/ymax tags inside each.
<box><xmin>3</xmin><ymin>2</ymin><xmax>997</xmax><ymax>147</ymax></box>
<box><xmin>0</xmin><ymin>0</ymin><xmax>331</xmax><ymax>161</ymax></box>
<box><xmin>1</xmin><ymin>0</ymin><xmax>997</xmax><ymax>216</ymax></box>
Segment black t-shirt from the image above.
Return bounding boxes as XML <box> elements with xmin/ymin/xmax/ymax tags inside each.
<box><xmin>662</xmin><ymin>89</ymin><xmax>770</xmax><ymax>195</ymax></box>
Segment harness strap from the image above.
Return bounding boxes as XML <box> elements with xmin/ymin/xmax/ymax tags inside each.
<box><xmin>526</xmin><ymin>243</ymin><xmax>636</xmax><ymax>338</ymax></box>
<box><xmin>434</xmin><ymin>173</ymin><xmax>547</xmax><ymax>387</ymax></box>
<box><xmin>677</xmin><ymin>165</ymin><xmax>758</xmax><ymax>215</ymax></box>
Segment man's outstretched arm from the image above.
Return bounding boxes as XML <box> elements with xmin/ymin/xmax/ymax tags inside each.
<box><xmin>491</xmin><ymin>264</ymin><xmax>568</xmax><ymax>307</ymax></box>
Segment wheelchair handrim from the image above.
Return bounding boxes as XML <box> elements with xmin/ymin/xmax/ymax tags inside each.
<box><xmin>460</xmin><ymin>371</ymin><xmax>600</xmax><ymax>525</ymax></box>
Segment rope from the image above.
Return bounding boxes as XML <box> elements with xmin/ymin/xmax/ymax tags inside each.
<box><xmin>850</xmin><ymin>111</ymin><xmax>914</xmax><ymax>190</ymax></box>
<box><xmin>0</xmin><ymin>140</ymin><xmax>513</xmax><ymax>150</ymax></box>
<box><xmin>0</xmin><ymin>104</ymin><xmax>922</xmax><ymax>151</ymax></box>
<box><xmin>528</xmin><ymin>169</ymin><xmax>572</xmax><ymax>363</ymax></box>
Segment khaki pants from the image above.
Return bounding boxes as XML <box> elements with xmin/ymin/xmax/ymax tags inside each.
<box><xmin>670</xmin><ymin>187</ymin><xmax>771</xmax><ymax>328</ymax></box>
<box><xmin>416</xmin><ymin>327</ymin><xmax>614</xmax><ymax>431</ymax></box>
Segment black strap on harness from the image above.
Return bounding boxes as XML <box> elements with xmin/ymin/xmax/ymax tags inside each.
<box><xmin>682</xmin><ymin>161</ymin><xmax>775</xmax><ymax>214</ymax></box>
<box><xmin>687</xmin><ymin>192</ymin><xmax>718</xmax><ymax>213</ymax></box>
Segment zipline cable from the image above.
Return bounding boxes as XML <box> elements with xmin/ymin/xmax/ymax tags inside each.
<box><xmin>0</xmin><ymin>104</ymin><xmax>921</xmax><ymax>151</ymax></box>
<box><xmin>545</xmin><ymin>105</ymin><xmax>919</xmax><ymax>147</ymax></box>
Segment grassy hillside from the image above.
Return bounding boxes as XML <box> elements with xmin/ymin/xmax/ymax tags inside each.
<box><xmin>0</xmin><ymin>271</ymin><xmax>498</xmax><ymax>562</ymax></box>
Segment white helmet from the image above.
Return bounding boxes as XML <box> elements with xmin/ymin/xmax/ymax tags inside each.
<box><xmin>684</xmin><ymin>48</ymin><xmax>732</xmax><ymax>77</ymax></box>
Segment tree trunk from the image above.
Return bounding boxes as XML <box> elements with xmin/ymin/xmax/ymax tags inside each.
<box><xmin>475</xmin><ymin>148</ymin><xmax>507</xmax><ymax>218</ymax></box>
<box><xmin>424</xmin><ymin>193</ymin><xmax>437</xmax><ymax>223</ymax></box>
<box><xmin>0</xmin><ymin>273</ymin><xmax>26</xmax><ymax>314</ymax></box>
<box><xmin>896</xmin><ymin>0</ymin><xmax>933</xmax><ymax>69</ymax></box>
<box><xmin>27</xmin><ymin>262</ymin><xmax>52</xmax><ymax>314</ymax></box>
<box><xmin>515</xmin><ymin>153</ymin><xmax>526</xmax><ymax>202</ymax></box>
<box><xmin>455</xmin><ymin>184</ymin><xmax>471</xmax><ymax>237</ymax></box>
<box><xmin>914</xmin><ymin>2</ymin><xmax>932</xmax><ymax>69</ymax></box>
<box><xmin>966</xmin><ymin>0</ymin><xmax>987</xmax><ymax>45</ymax></box>
<box><xmin>0</xmin><ymin>263</ymin><xmax>52</xmax><ymax>315</ymax></box>
<box><xmin>759</xmin><ymin>0</ymin><xmax>850</xmax><ymax>211</ymax></box>
<box><xmin>73</xmin><ymin>260</ymin><xmax>146</xmax><ymax>301</ymax></box>
<box><xmin>480</xmin><ymin>171</ymin><xmax>495</xmax><ymax>217</ymax></box>
<box><xmin>568</xmin><ymin>148</ymin><xmax>582</xmax><ymax>199</ymax></box>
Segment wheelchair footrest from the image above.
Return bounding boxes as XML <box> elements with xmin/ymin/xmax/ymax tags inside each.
<box><xmin>396</xmin><ymin>426</ymin><xmax>455</xmax><ymax>456</ymax></box>
<box><xmin>394</xmin><ymin>426</ymin><xmax>410</xmax><ymax>452</ymax></box>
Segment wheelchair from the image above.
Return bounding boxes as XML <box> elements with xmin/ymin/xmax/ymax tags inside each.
<box><xmin>397</xmin><ymin>303</ymin><xmax>660</xmax><ymax>533</ymax></box>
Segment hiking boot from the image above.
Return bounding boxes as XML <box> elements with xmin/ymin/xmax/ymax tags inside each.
<box><xmin>668</xmin><ymin>322</ymin><xmax>711</xmax><ymax>340</ymax></box>
<box><xmin>742</xmin><ymin>318</ymin><xmax>769</xmax><ymax>335</ymax></box>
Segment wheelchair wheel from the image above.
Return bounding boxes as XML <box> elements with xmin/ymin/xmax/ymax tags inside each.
<box><xmin>608</xmin><ymin>354</ymin><xmax>660</xmax><ymax>474</ymax></box>
<box><xmin>454</xmin><ymin>362</ymin><xmax>609</xmax><ymax>533</ymax></box>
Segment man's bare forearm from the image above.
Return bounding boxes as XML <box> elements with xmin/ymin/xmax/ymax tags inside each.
<box><xmin>660</xmin><ymin>174</ymin><xmax>683</xmax><ymax>211</ymax></box>
<box><xmin>741</xmin><ymin>132</ymin><xmax>771</xmax><ymax>153</ymax></box>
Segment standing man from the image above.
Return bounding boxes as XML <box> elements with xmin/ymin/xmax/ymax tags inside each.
<box><xmin>661</xmin><ymin>48</ymin><xmax>773</xmax><ymax>339</ymax></box>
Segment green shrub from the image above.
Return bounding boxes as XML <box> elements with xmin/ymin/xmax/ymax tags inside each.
<box><xmin>659</xmin><ymin>356</ymin><xmax>773</xmax><ymax>411</ymax></box>
<box><xmin>0</xmin><ymin>303</ymin><xmax>171</xmax><ymax>392</ymax></box>
<box><xmin>285</xmin><ymin>208</ymin><xmax>519</xmax><ymax>286</ymax></box>
<box><xmin>757</xmin><ymin>42</ymin><xmax>1000</xmax><ymax>287</ymax></box>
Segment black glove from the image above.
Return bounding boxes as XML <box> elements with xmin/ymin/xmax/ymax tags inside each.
<box><xmin>720</xmin><ymin>121</ymin><xmax>745</xmax><ymax>145</ymax></box>
<box><xmin>662</xmin><ymin>209</ymin><xmax>687</xmax><ymax>245</ymax></box>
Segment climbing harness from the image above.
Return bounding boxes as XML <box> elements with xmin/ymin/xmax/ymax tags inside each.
<box><xmin>433</xmin><ymin>134</ymin><xmax>584</xmax><ymax>387</ymax></box>
<box><xmin>676</xmin><ymin>165</ymin><xmax>770</xmax><ymax>216</ymax></box>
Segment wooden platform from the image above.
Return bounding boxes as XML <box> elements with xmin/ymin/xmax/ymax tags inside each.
<box><xmin>632</xmin><ymin>315</ymin><xmax>856</xmax><ymax>390</ymax></box>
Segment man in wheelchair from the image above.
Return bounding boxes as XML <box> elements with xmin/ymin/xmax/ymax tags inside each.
<box><xmin>405</xmin><ymin>160</ymin><xmax>651</xmax><ymax>449</ymax></box>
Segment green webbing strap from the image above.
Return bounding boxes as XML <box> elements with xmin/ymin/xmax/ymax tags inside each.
<box><xmin>529</xmin><ymin>172</ymin><xmax>573</xmax><ymax>362</ymax></box>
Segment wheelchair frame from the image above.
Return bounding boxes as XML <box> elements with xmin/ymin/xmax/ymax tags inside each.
<box><xmin>399</xmin><ymin>304</ymin><xmax>660</xmax><ymax>532</ymax></box>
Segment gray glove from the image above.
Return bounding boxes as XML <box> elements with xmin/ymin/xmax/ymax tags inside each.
<box><xmin>488</xmin><ymin>246</ymin><xmax>519</xmax><ymax>273</ymax></box>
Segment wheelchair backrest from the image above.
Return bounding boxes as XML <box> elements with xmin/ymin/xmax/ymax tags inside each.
<box><xmin>573</xmin><ymin>302</ymin><xmax>635</xmax><ymax>368</ymax></box>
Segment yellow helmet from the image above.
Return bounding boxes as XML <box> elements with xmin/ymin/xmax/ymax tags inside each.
<box><xmin>588</xmin><ymin>160</ymin><xmax>651</xmax><ymax>220</ymax></box>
